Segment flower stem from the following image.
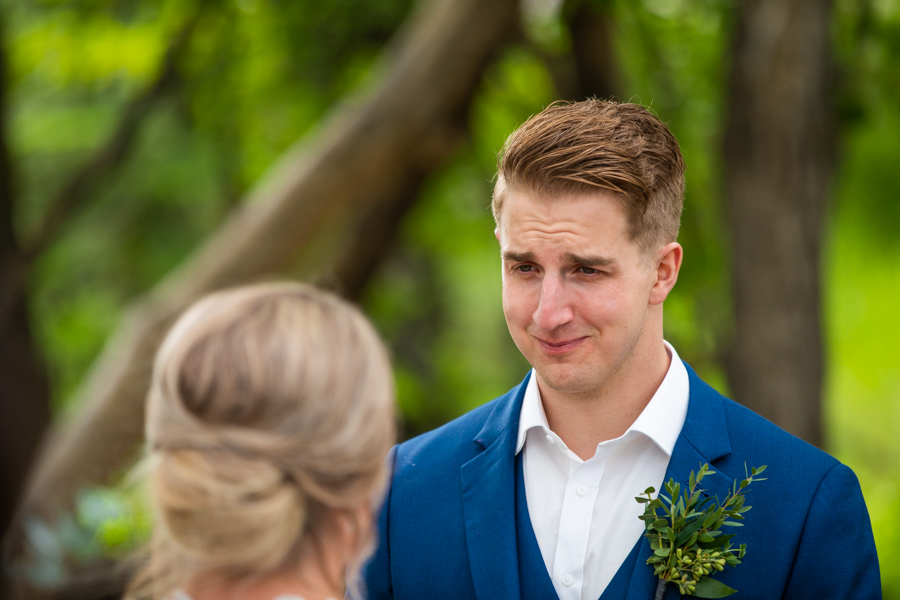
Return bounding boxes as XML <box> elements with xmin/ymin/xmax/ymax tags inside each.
<box><xmin>654</xmin><ymin>579</ymin><xmax>668</xmax><ymax>600</ymax></box>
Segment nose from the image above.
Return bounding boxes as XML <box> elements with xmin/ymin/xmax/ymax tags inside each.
<box><xmin>532</xmin><ymin>274</ymin><xmax>574</xmax><ymax>331</ymax></box>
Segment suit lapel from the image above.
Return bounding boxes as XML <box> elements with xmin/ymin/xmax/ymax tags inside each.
<box><xmin>460</xmin><ymin>374</ymin><xmax>530</xmax><ymax>600</ymax></box>
<box><xmin>622</xmin><ymin>363</ymin><xmax>736</xmax><ymax>600</ymax></box>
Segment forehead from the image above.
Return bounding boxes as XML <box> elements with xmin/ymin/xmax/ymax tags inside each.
<box><xmin>497</xmin><ymin>188</ymin><xmax>632</xmax><ymax>246</ymax></box>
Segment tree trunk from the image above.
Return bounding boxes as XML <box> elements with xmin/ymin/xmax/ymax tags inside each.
<box><xmin>11</xmin><ymin>0</ymin><xmax>517</xmax><ymax>549</ymax></box>
<box><xmin>0</xmin><ymin>14</ymin><xmax>52</xmax><ymax>545</ymax></box>
<box><xmin>723</xmin><ymin>0</ymin><xmax>836</xmax><ymax>447</ymax></box>
<box><xmin>566</xmin><ymin>0</ymin><xmax>618</xmax><ymax>101</ymax></box>
<box><xmin>0</xmin><ymin>10</ymin><xmax>209</xmax><ymax>565</ymax></box>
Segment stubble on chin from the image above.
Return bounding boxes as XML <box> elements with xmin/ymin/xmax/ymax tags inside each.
<box><xmin>534</xmin><ymin>362</ymin><xmax>605</xmax><ymax>401</ymax></box>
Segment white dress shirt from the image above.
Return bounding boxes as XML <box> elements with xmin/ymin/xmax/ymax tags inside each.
<box><xmin>515</xmin><ymin>341</ymin><xmax>689</xmax><ymax>600</ymax></box>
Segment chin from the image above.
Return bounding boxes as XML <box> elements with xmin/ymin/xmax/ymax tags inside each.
<box><xmin>534</xmin><ymin>366</ymin><xmax>597</xmax><ymax>396</ymax></box>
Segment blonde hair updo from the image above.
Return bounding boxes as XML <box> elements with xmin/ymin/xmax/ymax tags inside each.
<box><xmin>128</xmin><ymin>283</ymin><xmax>395</xmax><ymax>599</ymax></box>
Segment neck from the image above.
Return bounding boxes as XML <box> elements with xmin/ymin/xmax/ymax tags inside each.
<box><xmin>187</xmin><ymin>543</ymin><xmax>346</xmax><ymax>600</ymax></box>
<box><xmin>538</xmin><ymin>331</ymin><xmax>670</xmax><ymax>461</ymax></box>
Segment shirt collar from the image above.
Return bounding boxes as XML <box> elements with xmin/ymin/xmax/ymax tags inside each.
<box><xmin>515</xmin><ymin>369</ymin><xmax>548</xmax><ymax>454</ymax></box>
<box><xmin>515</xmin><ymin>341</ymin><xmax>689</xmax><ymax>456</ymax></box>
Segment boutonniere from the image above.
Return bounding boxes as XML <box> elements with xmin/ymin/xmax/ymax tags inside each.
<box><xmin>635</xmin><ymin>463</ymin><xmax>766</xmax><ymax>599</ymax></box>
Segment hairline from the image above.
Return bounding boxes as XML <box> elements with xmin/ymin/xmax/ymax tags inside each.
<box><xmin>491</xmin><ymin>176</ymin><xmax>670</xmax><ymax>258</ymax></box>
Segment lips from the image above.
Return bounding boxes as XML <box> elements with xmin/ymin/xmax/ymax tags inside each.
<box><xmin>536</xmin><ymin>336</ymin><xmax>587</xmax><ymax>355</ymax></box>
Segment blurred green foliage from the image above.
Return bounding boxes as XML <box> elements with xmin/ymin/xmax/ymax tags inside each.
<box><xmin>4</xmin><ymin>0</ymin><xmax>899</xmax><ymax>594</ymax></box>
<box><xmin>16</xmin><ymin>484</ymin><xmax>150</xmax><ymax>588</ymax></box>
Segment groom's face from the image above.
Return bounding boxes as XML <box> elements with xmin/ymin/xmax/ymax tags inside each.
<box><xmin>496</xmin><ymin>188</ymin><xmax>659</xmax><ymax>398</ymax></box>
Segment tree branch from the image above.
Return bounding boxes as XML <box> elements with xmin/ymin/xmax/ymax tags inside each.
<box><xmin>11</xmin><ymin>0</ymin><xmax>517</xmax><ymax>560</ymax></box>
<box><xmin>18</xmin><ymin>14</ymin><xmax>200</xmax><ymax>266</ymax></box>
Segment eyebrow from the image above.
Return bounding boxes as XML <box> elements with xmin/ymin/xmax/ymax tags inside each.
<box><xmin>502</xmin><ymin>251</ymin><xmax>617</xmax><ymax>268</ymax></box>
<box><xmin>561</xmin><ymin>252</ymin><xmax>616</xmax><ymax>268</ymax></box>
<box><xmin>502</xmin><ymin>251</ymin><xmax>536</xmax><ymax>263</ymax></box>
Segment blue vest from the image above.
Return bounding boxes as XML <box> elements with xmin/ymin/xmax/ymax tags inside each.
<box><xmin>514</xmin><ymin>453</ymin><xmax>558</xmax><ymax>600</ymax></box>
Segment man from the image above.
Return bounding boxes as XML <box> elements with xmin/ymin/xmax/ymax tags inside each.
<box><xmin>363</xmin><ymin>100</ymin><xmax>880</xmax><ymax>599</ymax></box>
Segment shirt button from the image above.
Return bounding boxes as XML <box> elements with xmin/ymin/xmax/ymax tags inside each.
<box><xmin>576</xmin><ymin>485</ymin><xmax>587</xmax><ymax>497</ymax></box>
<box><xmin>563</xmin><ymin>573</ymin><xmax>574</xmax><ymax>586</ymax></box>
<box><xmin>546</xmin><ymin>434</ymin><xmax>554</xmax><ymax>444</ymax></box>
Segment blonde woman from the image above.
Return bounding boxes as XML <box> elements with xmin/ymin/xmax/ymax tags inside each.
<box><xmin>125</xmin><ymin>283</ymin><xmax>395</xmax><ymax>600</ymax></box>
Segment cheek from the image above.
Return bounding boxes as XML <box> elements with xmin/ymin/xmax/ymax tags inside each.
<box><xmin>502</xmin><ymin>279</ymin><xmax>535</xmax><ymax>324</ymax></box>
<box><xmin>578</xmin><ymin>284</ymin><xmax>640</xmax><ymax>326</ymax></box>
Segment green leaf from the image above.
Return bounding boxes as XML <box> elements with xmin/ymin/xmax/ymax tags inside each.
<box><xmin>654</xmin><ymin>547</ymin><xmax>671</xmax><ymax>557</ymax></box>
<box><xmin>722</xmin><ymin>521</ymin><xmax>744</xmax><ymax>527</ymax></box>
<box><xmin>698</xmin><ymin>533</ymin><xmax>733</xmax><ymax>550</ymax></box>
<box><xmin>645</xmin><ymin>486</ymin><xmax>656</xmax><ymax>494</ymax></box>
<box><xmin>636</xmin><ymin>496</ymin><xmax>650</xmax><ymax>503</ymax></box>
<box><xmin>691</xmin><ymin>577</ymin><xmax>737</xmax><ymax>598</ymax></box>
<box><xmin>696</xmin><ymin>496</ymin><xmax>714</xmax><ymax>510</ymax></box>
<box><xmin>674</xmin><ymin>517</ymin><xmax>706</xmax><ymax>547</ymax></box>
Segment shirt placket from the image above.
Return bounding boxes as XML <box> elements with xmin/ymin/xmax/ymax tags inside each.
<box><xmin>550</xmin><ymin>446</ymin><xmax>611</xmax><ymax>600</ymax></box>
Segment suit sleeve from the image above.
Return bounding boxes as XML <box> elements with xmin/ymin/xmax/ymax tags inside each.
<box><xmin>783</xmin><ymin>463</ymin><xmax>882</xmax><ymax>599</ymax></box>
<box><xmin>360</xmin><ymin>446</ymin><xmax>397</xmax><ymax>600</ymax></box>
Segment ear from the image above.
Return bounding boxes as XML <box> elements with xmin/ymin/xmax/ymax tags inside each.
<box><xmin>494</xmin><ymin>228</ymin><xmax>500</xmax><ymax>242</ymax></box>
<box><xmin>649</xmin><ymin>242</ymin><xmax>682</xmax><ymax>305</ymax></box>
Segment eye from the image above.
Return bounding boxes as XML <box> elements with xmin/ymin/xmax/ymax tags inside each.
<box><xmin>578</xmin><ymin>266</ymin><xmax>598</xmax><ymax>275</ymax></box>
<box><xmin>516</xmin><ymin>264</ymin><xmax>535</xmax><ymax>273</ymax></box>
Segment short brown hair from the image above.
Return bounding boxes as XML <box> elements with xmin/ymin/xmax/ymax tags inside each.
<box><xmin>493</xmin><ymin>99</ymin><xmax>685</xmax><ymax>252</ymax></box>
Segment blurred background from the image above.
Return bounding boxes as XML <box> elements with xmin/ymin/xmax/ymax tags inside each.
<box><xmin>0</xmin><ymin>0</ymin><xmax>896</xmax><ymax>597</ymax></box>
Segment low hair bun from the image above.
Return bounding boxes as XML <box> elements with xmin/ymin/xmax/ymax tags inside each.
<box><xmin>152</xmin><ymin>448</ymin><xmax>306</xmax><ymax>573</ymax></box>
<box><xmin>128</xmin><ymin>283</ymin><xmax>395</xmax><ymax>600</ymax></box>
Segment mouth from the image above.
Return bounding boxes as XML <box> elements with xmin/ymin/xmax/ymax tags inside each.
<box><xmin>535</xmin><ymin>336</ymin><xmax>587</xmax><ymax>355</ymax></box>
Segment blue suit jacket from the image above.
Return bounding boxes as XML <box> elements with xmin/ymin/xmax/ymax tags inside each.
<box><xmin>363</xmin><ymin>364</ymin><xmax>881</xmax><ymax>599</ymax></box>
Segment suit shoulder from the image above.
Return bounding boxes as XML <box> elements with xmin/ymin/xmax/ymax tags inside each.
<box><xmin>394</xmin><ymin>392</ymin><xmax>510</xmax><ymax>470</ymax></box>
<box><xmin>718</xmin><ymin>393</ymin><xmax>840</xmax><ymax>473</ymax></box>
